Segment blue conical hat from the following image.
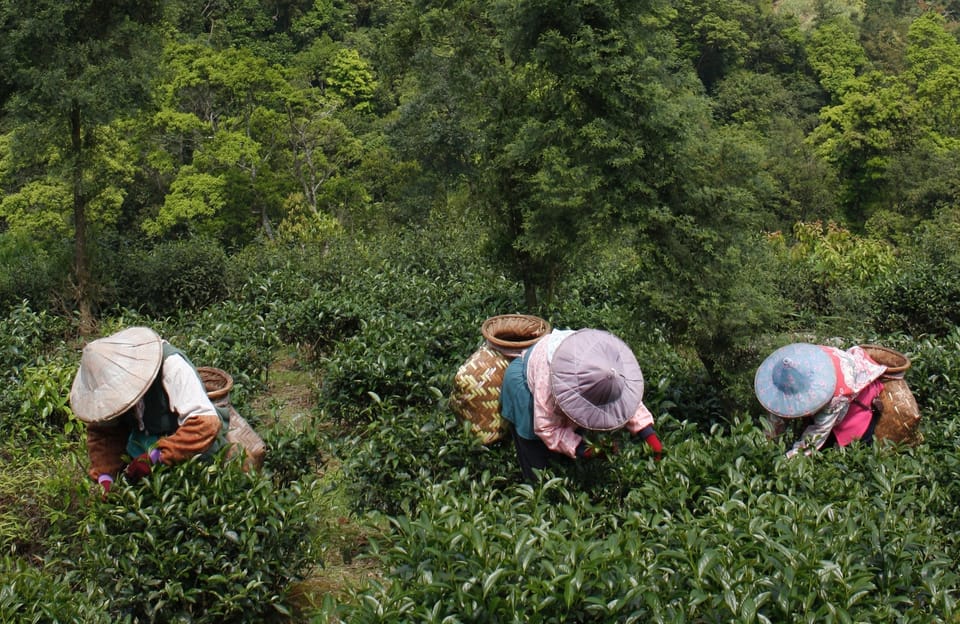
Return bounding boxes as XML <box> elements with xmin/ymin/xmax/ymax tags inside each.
<box><xmin>754</xmin><ymin>343</ymin><xmax>836</xmax><ymax>418</ymax></box>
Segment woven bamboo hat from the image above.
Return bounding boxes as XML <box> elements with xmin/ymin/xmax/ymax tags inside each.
<box><xmin>754</xmin><ymin>343</ymin><xmax>836</xmax><ymax>418</ymax></box>
<box><xmin>550</xmin><ymin>329</ymin><xmax>644</xmax><ymax>431</ymax></box>
<box><xmin>69</xmin><ymin>327</ymin><xmax>163</xmax><ymax>424</ymax></box>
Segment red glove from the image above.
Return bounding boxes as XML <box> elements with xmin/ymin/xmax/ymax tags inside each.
<box><xmin>576</xmin><ymin>440</ymin><xmax>618</xmax><ymax>459</ymax></box>
<box><xmin>576</xmin><ymin>440</ymin><xmax>597</xmax><ymax>459</ymax></box>
<box><xmin>644</xmin><ymin>432</ymin><xmax>663</xmax><ymax>461</ymax></box>
<box><xmin>97</xmin><ymin>474</ymin><xmax>113</xmax><ymax>499</ymax></box>
<box><xmin>125</xmin><ymin>449</ymin><xmax>162</xmax><ymax>482</ymax></box>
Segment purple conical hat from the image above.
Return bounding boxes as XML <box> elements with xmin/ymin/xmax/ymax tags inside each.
<box><xmin>550</xmin><ymin>329</ymin><xmax>644</xmax><ymax>431</ymax></box>
<box><xmin>754</xmin><ymin>343</ymin><xmax>836</xmax><ymax>418</ymax></box>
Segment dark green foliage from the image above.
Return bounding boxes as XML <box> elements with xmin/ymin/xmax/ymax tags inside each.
<box><xmin>165</xmin><ymin>299</ymin><xmax>280</xmax><ymax>404</ymax></box>
<box><xmin>261</xmin><ymin>418</ymin><xmax>328</xmax><ymax>488</ymax></box>
<box><xmin>871</xmin><ymin>259</ymin><xmax>960</xmax><ymax>337</ymax></box>
<box><xmin>327</xmin><ymin>419</ymin><xmax>960</xmax><ymax>623</ymax></box>
<box><xmin>110</xmin><ymin>238</ymin><xmax>230</xmax><ymax>318</ymax></box>
<box><xmin>338</xmin><ymin>404</ymin><xmax>515</xmax><ymax>516</ymax></box>
<box><xmin>76</xmin><ymin>454</ymin><xmax>320</xmax><ymax>623</ymax></box>
<box><xmin>0</xmin><ymin>302</ymin><xmax>70</xmax><ymax>433</ymax></box>
<box><xmin>0</xmin><ymin>233</ymin><xmax>70</xmax><ymax>315</ymax></box>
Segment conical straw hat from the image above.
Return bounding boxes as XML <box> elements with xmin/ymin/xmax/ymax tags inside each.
<box><xmin>69</xmin><ymin>327</ymin><xmax>163</xmax><ymax>423</ymax></box>
<box><xmin>550</xmin><ymin>329</ymin><xmax>644</xmax><ymax>431</ymax></box>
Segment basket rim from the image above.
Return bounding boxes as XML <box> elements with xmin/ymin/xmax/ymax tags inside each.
<box><xmin>859</xmin><ymin>344</ymin><xmax>910</xmax><ymax>373</ymax></box>
<box><xmin>481</xmin><ymin>314</ymin><xmax>552</xmax><ymax>349</ymax></box>
<box><xmin>197</xmin><ymin>366</ymin><xmax>234</xmax><ymax>400</ymax></box>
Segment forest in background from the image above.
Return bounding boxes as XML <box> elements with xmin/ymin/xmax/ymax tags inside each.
<box><xmin>3</xmin><ymin>0</ymin><xmax>960</xmax><ymax>622</ymax></box>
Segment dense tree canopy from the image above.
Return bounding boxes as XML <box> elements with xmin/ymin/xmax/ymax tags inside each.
<box><xmin>0</xmin><ymin>0</ymin><xmax>959</xmax><ymax>349</ymax></box>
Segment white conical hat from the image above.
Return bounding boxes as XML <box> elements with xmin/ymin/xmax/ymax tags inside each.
<box><xmin>69</xmin><ymin>327</ymin><xmax>163</xmax><ymax>423</ymax></box>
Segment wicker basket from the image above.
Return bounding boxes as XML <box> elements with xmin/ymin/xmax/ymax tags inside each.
<box><xmin>449</xmin><ymin>344</ymin><xmax>510</xmax><ymax>444</ymax></box>
<box><xmin>860</xmin><ymin>344</ymin><xmax>910</xmax><ymax>378</ymax></box>
<box><xmin>858</xmin><ymin>345</ymin><xmax>921</xmax><ymax>446</ymax></box>
<box><xmin>873</xmin><ymin>378</ymin><xmax>923</xmax><ymax>446</ymax></box>
<box><xmin>196</xmin><ymin>366</ymin><xmax>266</xmax><ymax>469</ymax></box>
<box><xmin>481</xmin><ymin>314</ymin><xmax>551</xmax><ymax>359</ymax></box>
<box><xmin>197</xmin><ymin>366</ymin><xmax>234</xmax><ymax>406</ymax></box>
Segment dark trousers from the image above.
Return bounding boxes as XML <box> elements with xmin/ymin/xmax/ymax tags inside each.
<box><xmin>510</xmin><ymin>425</ymin><xmax>574</xmax><ymax>482</ymax></box>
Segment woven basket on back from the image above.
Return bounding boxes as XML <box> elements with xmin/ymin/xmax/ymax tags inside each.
<box><xmin>860</xmin><ymin>344</ymin><xmax>910</xmax><ymax>378</ymax></box>
<box><xmin>450</xmin><ymin>344</ymin><xmax>511</xmax><ymax>444</ymax></box>
<box><xmin>198</xmin><ymin>366</ymin><xmax>234</xmax><ymax>406</ymax></box>
<box><xmin>858</xmin><ymin>345</ymin><xmax>922</xmax><ymax>446</ymax></box>
<box><xmin>196</xmin><ymin>366</ymin><xmax>266</xmax><ymax>470</ymax></box>
<box><xmin>451</xmin><ymin>314</ymin><xmax>551</xmax><ymax>445</ymax></box>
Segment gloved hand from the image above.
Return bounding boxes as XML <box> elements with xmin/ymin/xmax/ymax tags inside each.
<box><xmin>635</xmin><ymin>425</ymin><xmax>663</xmax><ymax>461</ymax></box>
<box><xmin>575</xmin><ymin>440</ymin><xmax>596</xmax><ymax>459</ymax></box>
<box><xmin>97</xmin><ymin>474</ymin><xmax>113</xmax><ymax>499</ymax></box>
<box><xmin>125</xmin><ymin>449</ymin><xmax>162</xmax><ymax>482</ymax></box>
<box><xmin>575</xmin><ymin>440</ymin><xmax>618</xmax><ymax>459</ymax></box>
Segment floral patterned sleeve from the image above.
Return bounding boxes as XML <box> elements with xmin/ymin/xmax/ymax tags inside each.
<box><xmin>786</xmin><ymin>397</ymin><xmax>849</xmax><ymax>459</ymax></box>
<box><xmin>765</xmin><ymin>414</ymin><xmax>788</xmax><ymax>440</ymax></box>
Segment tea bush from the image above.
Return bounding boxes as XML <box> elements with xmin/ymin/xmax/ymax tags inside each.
<box><xmin>327</xmin><ymin>420</ymin><xmax>960</xmax><ymax>623</ymax></box>
<box><xmin>0</xmin><ymin>233</ymin><xmax>70</xmax><ymax>316</ymax></box>
<box><xmin>1</xmin><ymin>556</ymin><xmax>110</xmax><ymax>624</ymax></box>
<box><xmin>109</xmin><ymin>237</ymin><xmax>230</xmax><ymax>318</ymax></box>
<box><xmin>870</xmin><ymin>259</ymin><xmax>960</xmax><ymax>338</ymax></box>
<box><xmin>74</xmin><ymin>454</ymin><xmax>321</xmax><ymax>623</ymax></box>
<box><xmin>338</xmin><ymin>403</ymin><xmax>515</xmax><ymax>516</ymax></box>
<box><xmin>0</xmin><ymin>440</ymin><xmax>88</xmax><ymax>559</ymax></box>
<box><xmin>0</xmin><ymin>303</ymin><xmax>70</xmax><ymax>434</ymax></box>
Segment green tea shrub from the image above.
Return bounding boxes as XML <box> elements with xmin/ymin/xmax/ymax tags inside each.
<box><xmin>323</xmin><ymin>471</ymin><xmax>655</xmax><ymax>623</ymax></box>
<box><xmin>0</xmin><ymin>232</ymin><xmax>70</xmax><ymax>316</ymax></box>
<box><xmin>870</xmin><ymin>259</ymin><xmax>960</xmax><ymax>337</ymax></box>
<box><xmin>329</xmin><ymin>420</ymin><xmax>960</xmax><ymax>623</ymax></box>
<box><xmin>892</xmin><ymin>329</ymin><xmax>960</xmax><ymax>422</ymax></box>
<box><xmin>0</xmin><ymin>303</ymin><xmax>70</xmax><ymax>433</ymax></box>
<box><xmin>110</xmin><ymin>237</ymin><xmax>230</xmax><ymax>318</ymax></box>
<box><xmin>261</xmin><ymin>417</ymin><xmax>329</xmax><ymax>488</ymax></box>
<box><xmin>1</xmin><ymin>556</ymin><xmax>110</xmax><ymax>624</ymax></box>
<box><xmin>77</xmin><ymin>454</ymin><xmax>321</xmax><ymax>623</ymax></box>
<box><xmin>8</xmin><ymin>355</ymin><xmax>82</xmax><ymax>441</ymax></box>
<box><xmin>0</xmin><ymin>441</ymin><xmax>88</xmax><ymax>559</ymax></box>
<box><xmin>338</xmin><ymin>404</ymin><xmax>514</xmax><ymax>515</ymax></box>
<box><xmin>168</xmin><ymin>300</ymin><xmax>282</xmax><ymax>403</ymax></box>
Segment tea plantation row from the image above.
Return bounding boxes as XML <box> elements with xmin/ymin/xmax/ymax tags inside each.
<box><xmin>1</xmin><ymin>230</ymin><xmax>959</xmax><ymax>622</ymax></box>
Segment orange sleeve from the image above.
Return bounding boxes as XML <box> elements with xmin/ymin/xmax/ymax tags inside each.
<box><xmin>155</xmin><ymin>415</ymin><xmax>222</xmax><ymax>464</ymax></box>
<box><xmin>86</xmin><ymin>422</ymin><xmax>129</xmax><ymax>481</ymax></box>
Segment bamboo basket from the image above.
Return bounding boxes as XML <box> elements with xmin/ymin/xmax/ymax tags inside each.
<box><xmin>450</xmin><ymin>344</ymin><xmax>511</xmax><ymax>444</ymax></box>
<box><xmin>451</xmin><ymin>314</ymin><xmax>551</xmax><ymax>444</ymax></box>
<box><xmin>197</xmin><ymin>366</ymin><xmax>266</xmax><ymax>470</ymax></box>
<box><xmin>481</xmin><ymin>314</ymin><xmax>552</xmax><ymax>358</ymax></box>
<box><xmin>859</xmin><ymin>345</ymin><xmax>922</xmax><ymax>446</ymax></box>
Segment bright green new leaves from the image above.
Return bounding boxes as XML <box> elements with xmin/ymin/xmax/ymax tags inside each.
<box><xmin>143</xmin><ymin>167</ymin><xmax>227</xmax><ymax>237</ymax></box>
<box><xmin>806</xmin><ymin>20</ymin><xmax>870</xmax><ymax>99</ymax></box>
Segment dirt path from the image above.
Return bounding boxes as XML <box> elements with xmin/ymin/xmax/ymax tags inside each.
<box><xmin>253</xmin><ymin>349</ymin><xmax>382</xmax><ymax>615</ymax></box>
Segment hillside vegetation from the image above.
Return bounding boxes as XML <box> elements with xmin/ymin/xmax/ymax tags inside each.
<box><xmin>3</xmin><ymin>0</ymin><xmax>960</xmax><ymax>622</ymax></box>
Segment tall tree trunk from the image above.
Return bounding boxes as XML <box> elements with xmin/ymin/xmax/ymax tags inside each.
<box><xmin>71</xmin><ymin>102</ymin><xmax>95</xmax><ymax>335</ymax></box>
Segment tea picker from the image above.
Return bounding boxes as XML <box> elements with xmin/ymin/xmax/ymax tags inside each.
<box><xmin>754</xmin><ymin>342</ymin><xmax>920</xmax><ymax>458</ymax></box>
<box><xmin>499</xmin><ymin>327</ymin><xmax>664</xmax><ymax>482</ymax></box>
<box><xmin>69</xmin><ymin>327</ymin><xmax>229</xmax><ymax>495</ymax></box>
